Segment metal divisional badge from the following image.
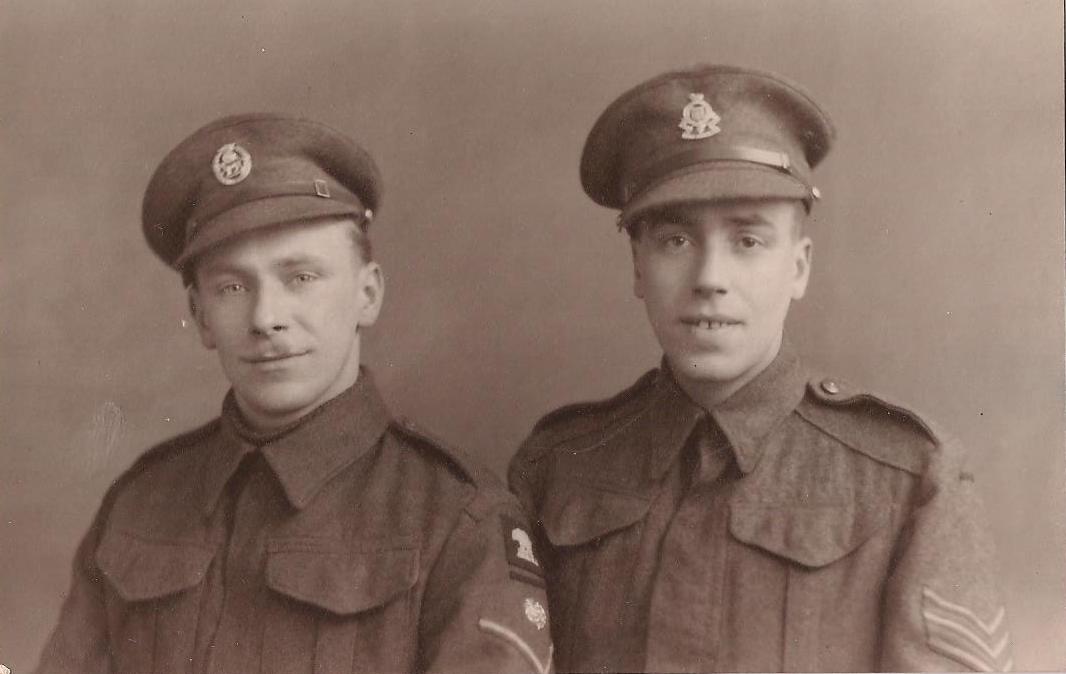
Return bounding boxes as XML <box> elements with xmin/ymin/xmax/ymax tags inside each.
<box><xmin>524</xmin><ymin>598</ymin><xmax>548</xmax><ymax>630</ymax></box>
<box><xmin>212</xmin><ymin>142</ymin><xmax>252</xmax><ymax>185</ymax></box>
<box><xmin>679</xmin><ymin>93</ymin><xmax>721</xmax><ymax>140</ymax></box>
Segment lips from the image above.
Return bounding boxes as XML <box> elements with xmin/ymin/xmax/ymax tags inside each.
<box><xmin>243</xmin><ymin>351</ymin><xmax>309</xmax><ymax>364</ymax></box>
<box><xmin>681</xmin><ymin>315</ymin><xmax>743</xmax><ymax>331</ymax></box>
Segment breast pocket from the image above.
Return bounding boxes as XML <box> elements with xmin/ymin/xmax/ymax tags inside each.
<box><xmin>539</xmin><ymin>480</ymin><xmax>653</xmax><ymax>668</ymax></box>
<box><xmin>727</xmin><ymin>502</ymin><xmax>897</xmax><ymax>672</ymax></box>
<box><xmin>261</xmin><ymin>536</ymin><xmax>420</xmax><ymax>673</ymax></box>
<box><xmin>95</xmin><ymin>528</ymin><xmax>216</xmax><ymax>673</ymax></box>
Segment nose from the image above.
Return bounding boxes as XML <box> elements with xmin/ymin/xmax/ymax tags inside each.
<box><xmin>692</xmin><ymin>243</ymin><xmax>730</xmax><ymax>296</ymax></box>
<box><xmin>249</xmin><ymin>285</ymin><xmax>289</xmax><ymax>336</ymax></box>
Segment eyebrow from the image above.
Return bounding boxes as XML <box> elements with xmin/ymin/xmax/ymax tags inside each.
<box><xmin>197</xmin><ymin>253</ymin><xmax>328</xmax><ymax>278</ymax></box>
<box><xmin>639</xmin><ymin>210</ymin><xmax>699</xmax><ymax>232</ymax></box>
<box><xmin>639</xmin><ymin>208</ymin><xmax>774</xmax><ymax>232</ymax></box>
<box><xmin>723</xmin><ymin>213</ymin><xmax>774</xmax><ymax>227</ymax></box>
<box><xmin>272</xmin><ymin>254</ymin><xmax>327</xmax><ymax>270</ymax></box>
<box><xmin>196</xmin><ymin>260</ymin><xmax>245</xmax><ymax>278</ymax></box>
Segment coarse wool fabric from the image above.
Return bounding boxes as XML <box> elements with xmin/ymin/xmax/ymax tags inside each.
<box><xmin>36</xmin><ymin>370</ymin><xmax>555</xmax><ymax>674</ymax></box>
<box><xmin>509</xmin><ymin>343</ymin><xmax>1011</xmax><ymax>673</ymax></box>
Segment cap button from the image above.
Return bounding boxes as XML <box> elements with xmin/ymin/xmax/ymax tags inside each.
<box><xmin>820</xmin><ymin>379</ymin><xmax>841</xmax><ymax>395</ymax></box>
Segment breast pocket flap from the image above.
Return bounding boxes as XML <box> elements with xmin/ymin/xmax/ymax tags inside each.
<box><xmin>540</xmin><ymin>481</ymin><xmax>651</xmax><ymax>547</ymax></box>
<box><xmin>95</xmin><ymin>529</ymin><xmax>215</xmax><ymax>601</ymax></box>
<box><xmin>266</xmin><ymin>538</ymin><xmax>419</xmax><ymax>615</ymax></box>
<box><xmin>729</xmin><ymin>502</ymin><xmax>890</xmax><ymax>568</ymax></box>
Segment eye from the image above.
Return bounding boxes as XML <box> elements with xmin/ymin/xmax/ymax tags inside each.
<box><xmin>217</xmin><ymin>282</ymin><xmax>246</xmax><ymax>295</ymax></box>
<box><xmin>658</xmin><ymin>233</ymin><xmax>691</xmax><ymax>251</ymax></box>
<box><xmin>737</xmin><ymin>235</ymin><xmax>763</xmax><ymax>250</ymax></box>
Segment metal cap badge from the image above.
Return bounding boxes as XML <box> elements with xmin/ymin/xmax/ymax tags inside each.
<box><xmin>212</xmin><ymin>143</ymin><xmax>252</xmax><ymax>185</ymax></box>
<box><xmin>679</xmin><ymin>93</ymin><xmax>720</xmax><ymax>140</ymax></box>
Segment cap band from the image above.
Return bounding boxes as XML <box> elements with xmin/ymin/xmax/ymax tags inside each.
<box><xmin>185</xmin><ymin>179</ymin><xmax>364</xmax><ymax>245</ymax></box>
<box><xmin>623</xmin><ymin>144</ymin><xmax>809</xmax><ymax>203</ymax></box>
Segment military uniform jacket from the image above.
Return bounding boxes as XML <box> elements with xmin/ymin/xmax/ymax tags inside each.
<box><xmin>37</xmin><ymin>372</ymin><xmax>553</xmax><ymax>674</ymax></box>
<box><xmin>509</xmin><ymin>344</ymin><xmax>1010</xmax><ymax>673</ymax></box>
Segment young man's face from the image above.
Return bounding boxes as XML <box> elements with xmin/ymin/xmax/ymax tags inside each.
<box><xmin>630</xmin><ymin>198</ymin><xmax>811</xmax><ymax>405</ymax></box>
<box><xmin>190</xmin><ymin>218</ymin><xmax>383</xmax><ymax>431</ymax></box>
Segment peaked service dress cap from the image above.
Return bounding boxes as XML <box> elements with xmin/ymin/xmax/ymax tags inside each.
<box><xmin>580</xmin><ymin>64</ymin><xmax>835</xmax><ymax>227</ymax></box>
<box><xmin>142</xmin><ymin>113</ymin><xmax>381</xmax><ymax>272</ymax></box>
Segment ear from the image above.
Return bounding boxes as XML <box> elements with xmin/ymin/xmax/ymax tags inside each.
<box><xmin>187</xmin><ymin>286</ymin><xmax>217</xmax><ymax>350</ymax></box>
<box><xmin>355</xmin><ymin>261</ymin><xmax>385</xmax><ymax>328</ymax></box>
<box><xmin>790</xmin><ymin>236</ymin><xmax>813</xmax><ymax>300</ymax></box>
<box><xmin>630</xmin><ymin>238</ymin><xmax>646</xmax><ymax>300</ymax></box>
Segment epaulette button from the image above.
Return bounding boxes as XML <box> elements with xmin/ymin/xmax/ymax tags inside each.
<box><xmin>820</xmin><ymin>379</ymin><xmax>841</xmax><ymax>395</ymax></box>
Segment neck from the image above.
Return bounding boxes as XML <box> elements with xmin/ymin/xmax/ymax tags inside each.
<box><xmin>237</xmin><ymin>403</ymin><xmax>316</xmax><ymax>436</ymax></box>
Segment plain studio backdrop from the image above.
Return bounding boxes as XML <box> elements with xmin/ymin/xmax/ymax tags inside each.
<box><xmin>1</xmin><ymin>0</ymin><xmax>1063</xmax><ymax>670</ymax></box>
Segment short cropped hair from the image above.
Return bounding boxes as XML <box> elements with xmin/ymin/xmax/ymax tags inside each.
<box><xmin>348</xmin><ymin>219</ymin><xmax>373</xmax><ymax>264</ymax></box>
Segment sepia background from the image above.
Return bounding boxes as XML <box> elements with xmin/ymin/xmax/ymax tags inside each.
<box><xmin>1</xmin><ymin>0</ymin><xmax>1063</xmax><ymax>670</ymax></box>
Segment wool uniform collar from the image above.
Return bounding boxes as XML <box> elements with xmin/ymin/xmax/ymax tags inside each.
<box><xmin>648</xmin><ymin>340</ymin><xmax>808</xmax><ymax>479</ymax></box>
<box><xmin>199</xmin><ymin>368</ymin><xmax>392</xmax><ymax>516</ymax></box>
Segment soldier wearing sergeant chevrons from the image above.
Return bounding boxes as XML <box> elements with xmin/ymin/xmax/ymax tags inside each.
<box><xmin>508</xmin><ymin>65</ymin><xmax>1011</xmax><ymax>673</ymax></box>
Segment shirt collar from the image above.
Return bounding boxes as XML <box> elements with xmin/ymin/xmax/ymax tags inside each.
<box><xmin>200</xmin><ymin>367</ymin><xmax>392</xmax><ymax>515</ymax></box>
<box><xmin>650</xmin><ymin>340</ymin><xmax>807</xmax><ymax>478</ymax></box>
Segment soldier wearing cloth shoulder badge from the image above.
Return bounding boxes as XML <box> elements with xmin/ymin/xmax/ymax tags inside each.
<box><xmin>36</xmin><ymin>114</ymin><xmax>553</xmax><ymax>674</ymax></box>
<box><xmin>508</xmin><ymin>65</ymin><xmax>1011</xmax><ymax>673</ymax></box>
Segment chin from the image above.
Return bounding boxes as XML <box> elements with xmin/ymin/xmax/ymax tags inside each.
<box><xmin>667</xmin><ymin>350</ymin><xmax>749</xmax><ymax>385</ymax></box>
<box><xmin>239</xmin><ymin>383</ymin><xmax>321</xmax><ymax>421</ymax></box>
